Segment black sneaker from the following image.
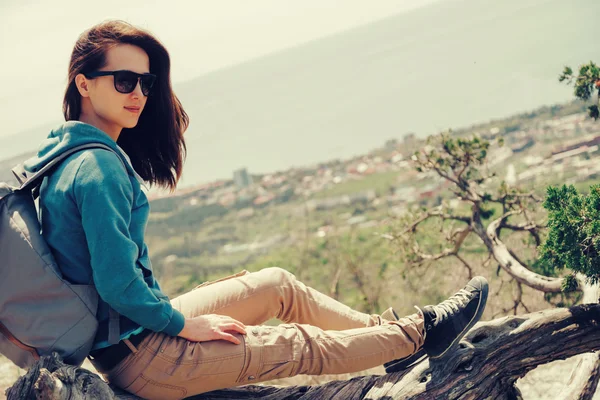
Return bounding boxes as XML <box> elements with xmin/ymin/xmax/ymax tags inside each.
<box><xmin>382</xmin><ymin>306</ymin><xmax>427</xmax><ymax>373</ymax></box>
<box><xmin>420</xmin><ymin>276</ymin><xmax>488</xmax><ymax>359</ymax></box>
<box><xmin>384</xmin><ymin>348</ymin><xmax>427</xmax><ymax>373</ymax></box>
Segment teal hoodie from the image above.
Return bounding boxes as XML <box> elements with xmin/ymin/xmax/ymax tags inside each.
<box><xmin>23</xmin><ymin>120</ymin><xmax>185</xmax><ymax>351</ymax></box>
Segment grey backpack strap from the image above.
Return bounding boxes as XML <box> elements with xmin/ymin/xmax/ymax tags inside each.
<box><xmin>108</xmin><ymin>307</ymin><xmax>121</xmax><ymax>345</ymax></box>
<box><xmin>17</xmin><ymin>143</ymin><xmax>127</xmax><ymax>197</ymax></box>
<box><xmin>11</xmin><ymin>164</ymin><xmax>28</xmax><ymax>185</ymax></box>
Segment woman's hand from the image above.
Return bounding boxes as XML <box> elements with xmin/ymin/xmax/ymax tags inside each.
<box><xmin>177</xmin><ymin>314</ymin><xmax>247</xmax><ymax>345</ymax></box>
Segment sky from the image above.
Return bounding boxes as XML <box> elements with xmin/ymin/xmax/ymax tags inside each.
<box><xmin>0</xmin><ymin>0</ymin><xmax>441</xmax><ymax>138</ymax></box>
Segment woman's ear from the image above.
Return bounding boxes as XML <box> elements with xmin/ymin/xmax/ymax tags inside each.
<box><xmin>75</xmin><ymin>73</ymin><xmax>91</xmax><ymax>98</ymax></box>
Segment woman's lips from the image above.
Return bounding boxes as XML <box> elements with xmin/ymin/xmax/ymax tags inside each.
<box><xmin>125</xmin><ymin>107</ymin><xmax>140</xmax><ymax>113</ymax></box>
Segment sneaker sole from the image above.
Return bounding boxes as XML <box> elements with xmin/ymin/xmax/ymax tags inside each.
<box><xmin>384</xmin><ymin>348</ymin><xmax>427</xmax><ymax>373</ymax></box>
<box><xmin>429</xmin><ymin>276</ymin><xmax>489</xmax><ymax>359</ymax></box>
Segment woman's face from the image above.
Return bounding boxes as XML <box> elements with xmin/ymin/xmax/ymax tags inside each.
<box><xmin>76</xmin><ymin>44</ymin><xmax>150</xmax><ymax>137</ymax></box>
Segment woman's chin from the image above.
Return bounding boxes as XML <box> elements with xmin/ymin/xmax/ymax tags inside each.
<box><xmin>122</xmin><ymin>119</ymin><xmax>139</xmax><ymax>129</ymax></box>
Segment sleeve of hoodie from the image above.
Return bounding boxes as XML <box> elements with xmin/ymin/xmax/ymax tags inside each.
<box><xmin>73</xmin><ymin>149</ymin><xmax>185</xmax><ymax>336</ymax></box>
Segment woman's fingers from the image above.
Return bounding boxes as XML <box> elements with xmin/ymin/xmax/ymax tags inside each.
<box><xmin>215</xmin><ymin>315</ymin><xmax>246</xmax><ymax>331</ymax></box>
<box><xmin>219</xmin><ymin>332</ymin><xmax>242</xmax><ymax>345</ymax></box>
<box><xmin>222</xmin><ymin>322</ymin><xmax>246</xmax><ymax>335</ymax></box>
<box><xmin>236</xmin><ymin>323</ymin><xmax>247</xmax><ymax>334</ymax></box>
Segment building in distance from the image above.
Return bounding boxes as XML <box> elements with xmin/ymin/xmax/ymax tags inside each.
<box><xmin>233</xmin><ymin>167</ymin><xmax>253</xmax><ymax>189</ymax></box>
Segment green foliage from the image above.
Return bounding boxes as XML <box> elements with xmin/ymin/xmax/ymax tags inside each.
<box><xmin>413</xmin><ymin>132</ymin><xmax>499</xmax><ymax>192</ymax></box>
<box><xmin>479</xmin><ymin>204</ymin><xmax>495</xmax><ymax>220</ymax></box>
<box><xmin>559</xmin><ymin>62</ymin><xmax>600</xmax><ymax>120</ymax></box>
<box><xmin>529</xmin><ymin>257</ymin><xmax>558</xmax><ymax>278</ymax></box>
<box><xmin>149</xmin><ymin>203</ymin><xmax>229</xmax><ymax>235</ymax></box>
<box><xmin>311</xmin><ymin>171</ymin><xmax>399</xmax><ymax>199</ymax></box>
<box><xmin>562</xmin><ymin>274</ymin><xmax>579</xmax><ymax>292</ymax></box>
<box><xmin>539</xmin><ymin>184</ymin><xmax>600</xmax><ymax>284</ymax></box>
<box><xmin>544</xmin><ymin>290</ymin><xmax>583</xmax><ymax>308</ymax></box>
<box><xmin>149</xmin><ymin>197</ymin><xmax>181</xmax><ymax>213</ymax></box>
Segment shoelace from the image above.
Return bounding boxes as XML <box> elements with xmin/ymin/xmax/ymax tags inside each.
<box><xmin>431</xmin><ymin>288</ymin><xmax>474</xmax><ymax>326</ymax></box>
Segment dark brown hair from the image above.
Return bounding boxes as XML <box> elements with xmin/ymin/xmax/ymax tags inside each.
<box><xmin>63</xmin><ymin>19</ymin><xmax>188</xmax><ymax>191</ymax></box>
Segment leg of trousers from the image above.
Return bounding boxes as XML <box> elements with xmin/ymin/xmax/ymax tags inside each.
<box><xmin>104</xmin><ymin>267</ymin><xmax>425</xmax><ymax>400</ymax></box>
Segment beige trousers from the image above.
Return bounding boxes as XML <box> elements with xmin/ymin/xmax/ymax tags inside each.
<box><xmin>99</xmin><ymin>267</ymin><xmax>425</xmax><ymax>400</ymax></box>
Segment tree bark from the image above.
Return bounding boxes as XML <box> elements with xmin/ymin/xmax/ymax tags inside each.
<box><xmin>8</xmin><ymin>303</ymin><xmax>600</xmax><ymax>400</ymax></box>
<box><xmin>556</xmin><ymin>352</ymin><xmax>600</xmax><ymax>400</ymax></box>
<box><xmin>556</xmin><ymin>279</ymin><xmax>600</xmax><ymax>400</ymax></box>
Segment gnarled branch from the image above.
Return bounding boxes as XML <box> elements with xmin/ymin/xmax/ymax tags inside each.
<box><xmin>480</xmin><ymin>214</ymin><xmax>564</xmax><ymax>293</ymax></box>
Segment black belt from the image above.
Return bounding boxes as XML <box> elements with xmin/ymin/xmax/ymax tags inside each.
<box><xmin>89</xmin><ymin>328</ymin><xmax>152</xmax><ymax>373</ymax></box>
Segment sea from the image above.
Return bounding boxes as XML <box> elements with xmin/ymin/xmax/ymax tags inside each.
<box><xmin>1</xmin><ymin>0</ymin><xmax>599</xmax><ymax>189</ymax></box>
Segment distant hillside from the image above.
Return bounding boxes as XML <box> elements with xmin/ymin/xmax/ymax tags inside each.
<box><xmin>1</xmin><ymin>0</ymin><xmax>599</xmax><ymax>188</ymax></box>
<box><xmin>0</xmin><ymin>151</ymin><xmax>36</xmax><ymax>186</ymax></box>
<box><xmin>0</xmin><ymin>121</ymin><xmax>57</xmax><ymax>161</ymax></box>
<box><xmin>171</xmin><ymin>0</ymin><xmax>600</xmax><ymax>186</ymax></box>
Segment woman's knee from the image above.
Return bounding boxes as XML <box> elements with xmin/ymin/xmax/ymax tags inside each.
<box><xmin>258</xmin><ymin>267</ymin><xmax>296</xmax><ymax>287</ymax></box>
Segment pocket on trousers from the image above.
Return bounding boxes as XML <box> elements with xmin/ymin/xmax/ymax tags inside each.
<box><xmin>124</xmin><ymin>373</ymin><xmax>187</xmax><ymax>400</ymax></box>
<box><xmin>102</xmin><ymin>347</ymin><xmax>143</xmax><ymax>383</ymax></box>
<box><xmin>192</xmin><ymin>269</ymin><xmax>250</xmax><ymax>290</ymax></box>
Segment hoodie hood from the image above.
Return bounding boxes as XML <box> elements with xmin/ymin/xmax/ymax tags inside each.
<box><xmin>23</xmin><ymin>120</ymin><xmax>147</xmax><ymax>187</ymax></box>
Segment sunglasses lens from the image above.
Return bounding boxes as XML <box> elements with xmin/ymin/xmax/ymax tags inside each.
<box><xmin>114</xmin><ymin>72</ymin><xmax>137</xmax><ymax>94</ymax></box>
<box><xmin>140</xmin><ymin>75</ymin><xmax>156</xmax><ymax>96</ymax></box>
<box><xmin>113</xmin><ymin>71</ymin><xmax>156</xmax><ymax>96</ymax></box>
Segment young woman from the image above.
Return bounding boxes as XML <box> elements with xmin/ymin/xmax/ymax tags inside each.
<box><xmin>24</xmin><ymin>19</ymin><xmax>489</xmax><ymax>399</ymax></box>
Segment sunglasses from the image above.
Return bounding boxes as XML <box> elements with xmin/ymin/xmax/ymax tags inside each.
<box><xmin>83</xmin><ymin>70</ymin><xmax>157</xmax><ymax>96</ymax></box>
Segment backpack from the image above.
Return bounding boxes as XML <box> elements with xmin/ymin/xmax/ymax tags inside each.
<box><xmin>0</xmin><ymin>143</ymin><xmax>122</xmax><ymax>369</ymax></box>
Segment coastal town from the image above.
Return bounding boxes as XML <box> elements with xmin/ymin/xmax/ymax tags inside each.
<box><xmin>147</xmin><ymin>109</ymin><xmax>600</xmax><ymax>231</ymax></box>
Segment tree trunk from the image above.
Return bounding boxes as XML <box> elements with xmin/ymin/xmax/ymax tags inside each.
<box><xmin>556</xmin><ymin>352</ymin><xmax>600</xmax><ymax>400</ymax></box>
<box><xmin>556</xmin><ymin>280</ymin><xmax>600</xmax><ymax>400</ymax></box>
<box><xmin>8</xmin><ymin>303</ymin><xmax>600</xmax><ymax>399</ymax></box>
